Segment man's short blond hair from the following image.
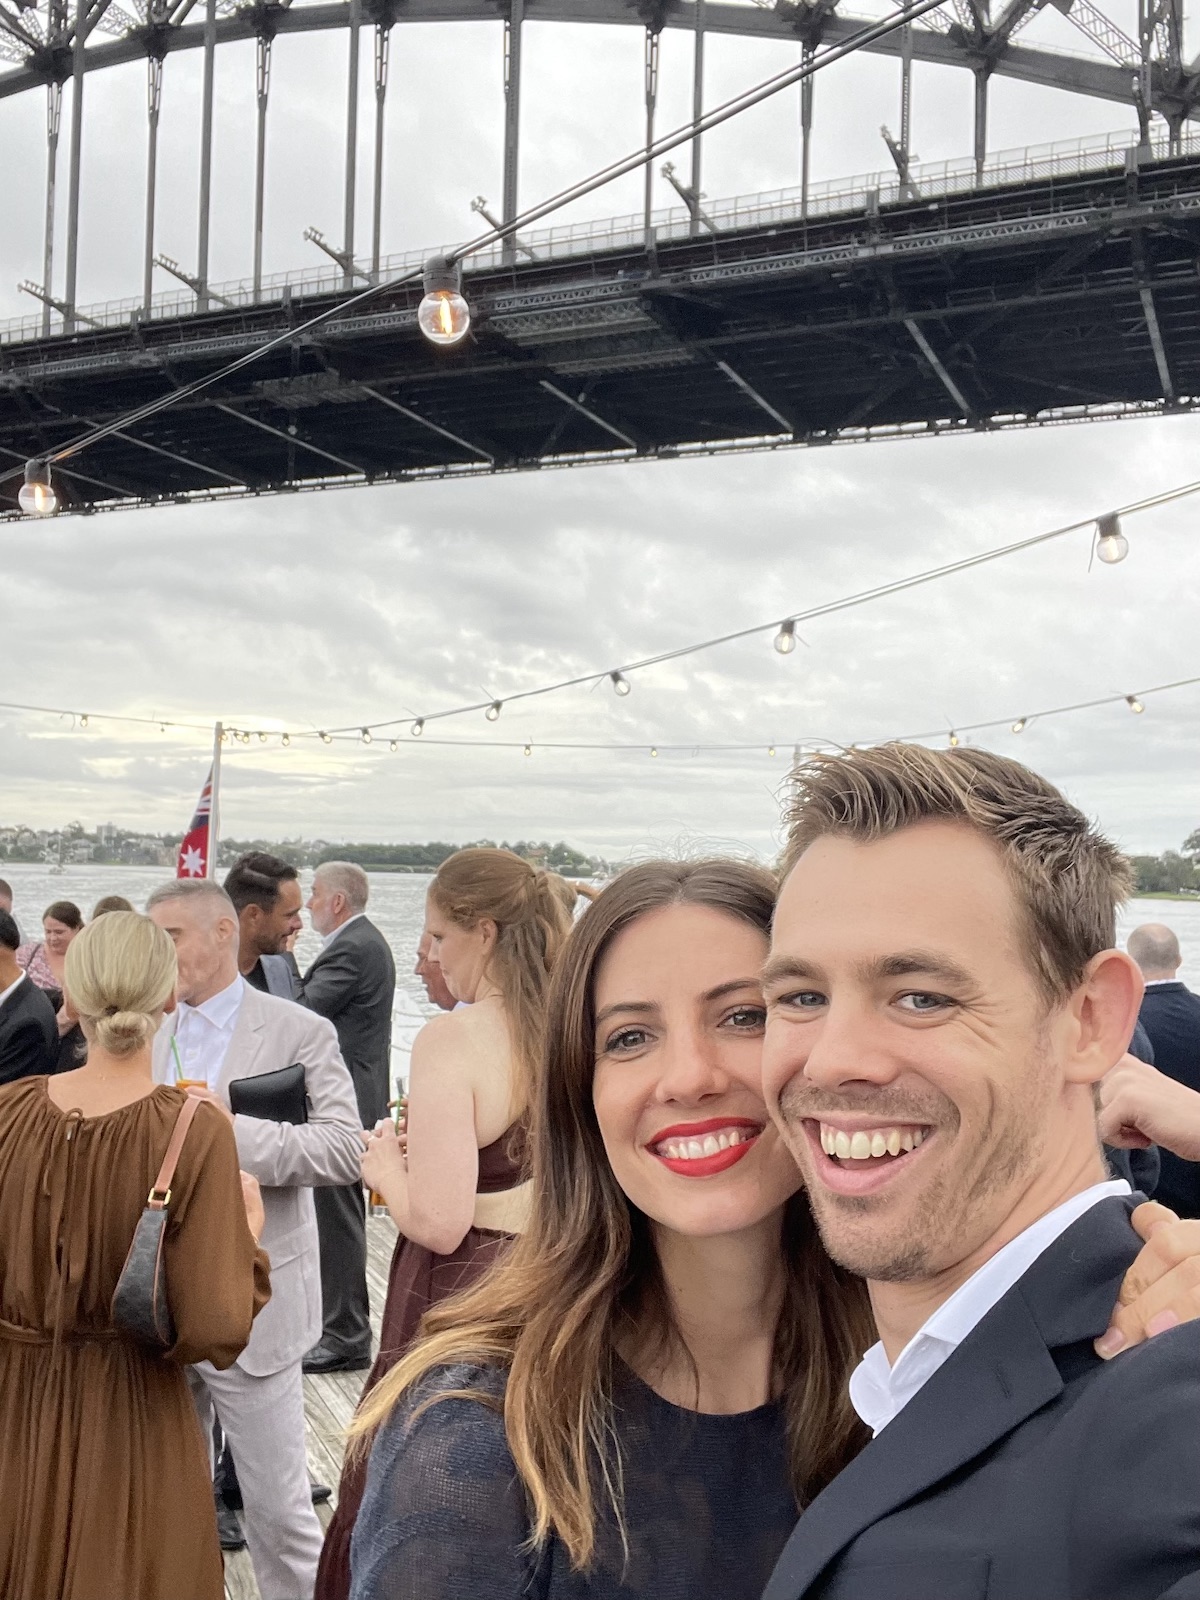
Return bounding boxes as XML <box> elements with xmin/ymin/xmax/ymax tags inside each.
<box><xmin>781</xmin><ymin>742</ymin><xmax>1132</xmax><ymax>1002</ymax></box>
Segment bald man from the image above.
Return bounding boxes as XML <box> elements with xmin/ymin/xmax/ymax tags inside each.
<box><xmin>1129</xmin><ymin>923</ymin><xmax>1200</xmax><ymax>1217</ymax></box>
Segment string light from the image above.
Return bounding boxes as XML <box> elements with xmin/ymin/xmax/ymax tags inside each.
<box><xmin>258</xmin><ymin>731</ymin><xmax>268</xmax><ymax>743</ymax></box>
<box><xmin>412</xmin><ymin>718</ymin><xmax>425</xmax><ymax>736</ymax></box>
<box><xmin>282</xmin><ymin>732</ymin><xmax>291</xmax><ymax>746</ymax></box>
<box><xmin>650</xmin><ymin>746</ymin><xmax>659</xmax><ymax>757</ymax></box>
<box><xmin>239</xmin><ymin>730</ymin><xmax>251</xmax><ymax>744</ymax></box>
<box><xmin>79</xmin><ymin>714</ymin><xmax>88</xmax><ymax>728</ymax></box>
<box><xmin>320</xmin><ymin>731</ymin><xmax>332</xmax><ymax>743</ymax></box>
<box><xmin>389</xmin><ymin>739</ymin><xmax>399</xmax><ymax>751</ymax></box>
<box><xmin>1095</xmin><ymin>514</ymin><xmax>1129</xmax><ymax>565</ymax></box>
<box><xmin>360</xmin><ymin>728</ymin><xmax>373</xmax><ymax>744</ymax></box>
<box><xmin>773</xmin><ymin>621</ymin><xmax>797</xmax><ymax>656</ymax></box>
<box><xmin>486</xmin><ymin>701</ymin><xmax>503</xmax><ymax>722</ymax></box>
<box><xmin>1126</xmin><ymin>695</ymin><xmax>1145</xmax><ymax>714</ymax></box>
<box><xmin>949</xmin><ymin>731</ymin><xmax>960</xmax><ymax>747</ymax></box>
<box><xmin>1011</xmin><ymin>718</ymin><xmax>1027</xmax><ymax>733</ymax></box>
<box><xmin>417</xmin><ymin>257</ymin><xmax>470</xmax><ymax>347</ymax></box>
<box><xmin>17</xmin><ymin>460</ymin><xmax>57</xmax><ymax>517</ymax></box>
<box><xmin>611</xmin><ymin>672</ymin><xmax>631</xmax><ymax>696</ymax></box>
<box><xmin>768</xmin><ymin>745</ymin><xmax>776</xmax><ymax>756</ymax></box>
<box><xmin>524</xmin><ymin>743</ymin><xmax>533</xmax><ymax>756</ymax></box>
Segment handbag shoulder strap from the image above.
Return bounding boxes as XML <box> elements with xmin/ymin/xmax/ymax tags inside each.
<box><xmin>148</xmin><ymin>1094</ymin><xmax>202</xmax><ymax>1210</ymax></box>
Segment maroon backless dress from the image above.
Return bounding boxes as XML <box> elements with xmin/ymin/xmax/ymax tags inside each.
<box><xmin>314</xmin><ymin>1126</ymin><xmax>525</xmax><ymax>1600</ymax></box>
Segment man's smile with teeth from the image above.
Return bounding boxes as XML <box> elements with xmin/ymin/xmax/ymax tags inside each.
<box><xmin>819</xmin><ymin>1124</ymin><xmax>929</xmax><ymax>1162</ymax></box>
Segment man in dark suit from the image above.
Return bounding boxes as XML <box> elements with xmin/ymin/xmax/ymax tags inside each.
<box><xmin>1129</xmin><ymin>923</ymin><xmax>1200</xmax><ymax>1218</ymax></box>
<box><xmin>0</xmin><ymin>909</ymin><xmax>56</xmax><ymax>1082</ymax></box>
<box><xmin>224</xmin><ymin>852</ymin><xmax>304</xmax><ymax>1001</ymax></box>
<box><xmin>300</xmin><ymin>861</ymin><xmax>396</xmax><ymax>1372</ymax></box>
<box><xmin>759</xmin><ymin>744</ymin><xmax>1200</xmax><ymax>1600</ymax></box>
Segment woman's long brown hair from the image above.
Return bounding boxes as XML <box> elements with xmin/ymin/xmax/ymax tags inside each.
<box><xmin>349</xmin><ymin>859</ymin><xmax>873</xmax><ymax>1567</ymax></box>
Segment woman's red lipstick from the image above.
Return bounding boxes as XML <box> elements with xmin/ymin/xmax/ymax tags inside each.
<box><xmin>649</xmin><ymin>1118</ymin><xmax>763</xmax><ymax>1178</ymax></box>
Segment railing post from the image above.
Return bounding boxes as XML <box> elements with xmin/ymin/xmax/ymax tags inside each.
<box><xmin>372</xmin><ymin>23</ymin><xmax>390</xmax><ymax>281</ymax></box>
<box><xmin>42</xmin><ymin>82</ymin><xmax>63</xmax><ymax>335</ymax></box>
<box><xmin>143</xmin><ymin>55</ymin><xmax>163</xmax><ymax>313</ymax></box>
<box><xmin>196</xmin><ymin>0</ymin><xmax>216</xmax><ymax>311</ymax></box>
<box><xmin>63</xmin><ymin>0</ymin><xmax>88</xmax><ymax>331</ymax></box>
<box><xmin>343</xmin><ymin>0</ymin><xmax>361</xmax><ymax>290</ymax></box>
<box><xmin>502</xmin><ymin>0</ymin><xmax>524</xmax><ymax>266</ymax></box>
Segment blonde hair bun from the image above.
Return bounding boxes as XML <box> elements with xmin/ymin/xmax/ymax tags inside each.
<box><xmin>64</xmin><ymin>911</ymin><xmax>177</xmax><ymax>1060</ymax></box>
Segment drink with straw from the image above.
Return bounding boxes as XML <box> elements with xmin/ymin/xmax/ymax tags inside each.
<box><xmin>169</xmin><ymin>1037</ymin><xmax>207</xmax><ymax>1092</ymax></box>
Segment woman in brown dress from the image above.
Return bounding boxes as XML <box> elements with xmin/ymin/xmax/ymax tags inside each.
<box><xmin>315</xmin><ymin>848</ymin><xmax>573</xmax><ymax>1600</ymax></box>
<box><xmin>0</xmin><ymin>911</ymin><xmax>270</xmax><ymax>1600</ymax></box>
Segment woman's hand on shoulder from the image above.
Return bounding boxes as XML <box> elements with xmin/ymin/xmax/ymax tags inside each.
<box><xmin>1097</xmin><ymin>1201</ymin><xmax>1200</xmax><ymax>1358</ymax></box>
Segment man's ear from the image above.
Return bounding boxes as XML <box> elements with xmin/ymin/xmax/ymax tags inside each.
<box><xmin>1062</xmin><ymin>949</ymin><xmax>1144</xmax><ymax>1086</ymax></box>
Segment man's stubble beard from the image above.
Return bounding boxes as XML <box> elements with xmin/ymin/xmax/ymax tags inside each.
<box><xmin>778</xmin><ymin>1041</ymin><xmax>1055</xmax><ymax>1283</ymax></box>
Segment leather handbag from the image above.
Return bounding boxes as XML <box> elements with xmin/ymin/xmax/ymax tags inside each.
<box><xmin>229</xmin><ymin>1062</ymin><xmax>308</xmax><ymax>1125</ymax></box>
<box><xmin>111</xmin><ymin>1093</ymin><xmax>201</xmax><ymax>1351</ymax></box>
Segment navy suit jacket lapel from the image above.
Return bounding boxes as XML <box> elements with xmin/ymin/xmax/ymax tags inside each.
<box><xmin>762</xmin><ymin>1198</ymin><xmax>1142</xmax><ymax>1600</ymax></box>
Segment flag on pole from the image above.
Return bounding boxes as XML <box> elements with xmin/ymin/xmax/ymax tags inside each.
<box><xmin>177</xmin><ymin>767</ymin><xmax>214</xmax><ymax>879</ymax></box>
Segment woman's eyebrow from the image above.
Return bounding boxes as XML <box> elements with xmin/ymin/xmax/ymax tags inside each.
<box><xmin>594</xmin><ymin>1001</ymin><xmax>658</xmax><ymax>1027</ymax></box>
<box><xmin>703</xmin><ymin>978</ymin><xmax>764</xmax><ymax>1002</ymax></box>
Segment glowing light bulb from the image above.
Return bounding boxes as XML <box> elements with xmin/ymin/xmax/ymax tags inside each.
<box><xmin>412</xmin><ymin>718</ymin><xmax>425</xmax><ymax>737</ymax></box>
<box><xmin>418</xmin><ymin>257</ymin><xmax>470</xmax><ymax>347</ymax></box>
<box><xmin>1011</xmin><ymin>719</ymin><xmax>1027</xmax><ymax>734</ymax></box>
<box><xmin>258</xmin><ymin>731</ymin><xmax>268</xmax><ymax>743</ymax></box>
<box><xmin>523</xmin><ymin>743</ymin><xmax>532</xmax><ymax>757</ymax></box>
<box><xmin>486</xmin><ymin>701</ymin><xmax>502</xmax><ymax>722</ymax></box>
<box><xmin>239</xmin><ymin>730</ymin><xmax>251</xmax><ymax>744</ymax></box>
<box><xmin>773</xmin><ymin>620</ymin><xmax>797</xmax><ymax>655</ymax></box>
<box><xmin>949</xmin><ymin>732</ymin><xmax>960</xmax><ymax>748</ymax></box>
<box><xmin>79</xmin><ymin>715</ymin><xmax>89</xmax><ymax>728</ymax></box>
<box><xmin>650</xmin><ymin>746</ymin><xmax>659</xmax><ymax>758</ymax></box>
<box><xmin>389</xmin><ymin>739</ymin><xmax>399</xmax><ymax>752</ymax></box>
<box><xmin>611</xmin><ymin>671</ymin><xmax>631</xmax><ymax>696</ymax></box>
<box><xmin>320</xmin><ymin>731</ymin><xmax>332</xmax><ymax>744</ymax></box>
<box><xmin>361</xmin><ymin>728</ymin><xmax>373</xmax><ymax>744</ymax></box>
<box><xmin>282</xmin><ymin>733</ymin><xmax>291</xmax><ymax>747</ymax></box>
<box><xmin>18</xmin><ymin>460</ymin><xmax>57</xmax><ymax>516</ymax></box>
<box><xmin>768</xmin><ymin>746</ymin><xmax>776</xmax><ymax>757</ymax></box>
<box><xmin>1095</xmin><ymin>513</ymin><xmax>1128</xmax><ymax>565</ymax></box>
<box><xmin>1126</xmin><ymin>695</ymin><xmax>1144</xmax><ymax>714</ymax></box>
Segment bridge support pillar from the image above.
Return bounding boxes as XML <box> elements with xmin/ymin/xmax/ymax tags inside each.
<box><xmin>143</xmin><ymin>56</ymin><xmax>163</xmax><ymax>313</ymax></box>
<box><xmin>196</xmin><ymin>0</ymin><xmax>216</xmax><ymax>311</ymax></box>
<box><xmin>253</xmin><ymin>34</ymin><xmax>273</xmax><ymax>300</ymax></box>
<box><xmin>42</xmin><ymin>82</ymin><xmax>62</xmax><ymax>336</ymax></box>
<box><xmin>973</xmin><ymin>67</ymin><xmax>988</xmax><ymax>185</ymax></box>
<box><xmin>63</xmin><ymin>0</ymin><xmax>87</xmax><ymax>332</ymax></box>
<box><xmin>372</xmin><ymin>25</ymin><xmax>391</xmax><ymax>280</ymax></box>
<box><xmin>689</xmin><ymin>0</ymin><xmax>705</xmax><ymax>236</ymax></box>
<box><xmin>800</xmin><ymin>43</ymin><xmax>814</xmax><ymax>218</ymax></box>
<box><xmin>502</xmin><ymin>0</ymin><xmax>524</xmax><ymax>266</ymax></box>
<box><xmin>644</xmin><ymin>26</ymin><xmax>660</xmax><ymax>251</ymax></box>
<box><xmin>343</xmin><ymin>0</ymin><xmax>361</xmax><ymax>290</ymax></box>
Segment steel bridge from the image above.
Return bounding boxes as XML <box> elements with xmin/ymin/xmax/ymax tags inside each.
<box><xmin>2</xmin><ymin>0</ymin><xmax>1200</xmax><ymax>515</ymax></box>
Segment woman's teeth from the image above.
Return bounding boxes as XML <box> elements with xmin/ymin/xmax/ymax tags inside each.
<box><xmin>819</xmin><ymin>1125</ymin><xmax>927</xmax><ymax>1161</ymax></box>
<box><xmin>656</xmin><ymin>1128</ymin><xmax>755</xmax><ymax>1161</ymax></box>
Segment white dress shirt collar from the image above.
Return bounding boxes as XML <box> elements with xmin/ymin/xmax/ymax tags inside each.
<box><xmin>1143</xmin><ymin>978</ymin><xmax>1181</xmax><ymax>987</ymax></box>
<box><xmin>0</xmin><ymin>970</ymin><xmax>26</xmax><ymax>1011</ymax></box>
<box><xmin>322</xmin><ymin>911</ymin><xmax>365</xmax><ymax>949</ymax></box>
<box><xmin>849</xmin><ymin>1179</ymin><xmax>1131</xmax><ymax>1437</ymax></box>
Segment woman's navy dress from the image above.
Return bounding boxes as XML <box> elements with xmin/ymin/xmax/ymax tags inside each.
<box><xmin>350</xmin><ymin>1361</ymin><xmax>798</xmax><ymax>1600</ymax></box>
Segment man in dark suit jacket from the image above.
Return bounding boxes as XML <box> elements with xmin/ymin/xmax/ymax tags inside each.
<box><xmin>1129</xmin><ymin>923</ymin><xmax>1200</xmax><ymax>1218</ymax></box>
<box><xmin>0</xmin><ymin>909</ymin><xmax>56</xmax><ymax>1082</ymax></box>
<box><xmin>300</xmin><ymin>861</ymin><xmax>396</xmax><ymax>1372</ymax></box>
<box><xmin>759</xmin><ymin>744</ymin><xmax>1200</xmax><ymax>1600</ymax></box>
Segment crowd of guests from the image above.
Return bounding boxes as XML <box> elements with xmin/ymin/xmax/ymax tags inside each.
<box><xmin>5</xmin><ymin>746</ymin><xmax>1200</xmax><ymax>1600</ymax></box>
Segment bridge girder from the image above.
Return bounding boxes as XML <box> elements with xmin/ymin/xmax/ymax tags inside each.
<box><xmin>0</xmin><ymin>0</ymin><xmax>1193</xmax><ymax>125</ymax></box>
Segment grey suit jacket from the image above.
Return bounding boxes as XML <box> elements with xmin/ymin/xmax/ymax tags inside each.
<box><xmin>301</xmin><ymin>916</ymin><xmax>396</xmax><ymax>1127</ymax></box>
<box><xmin>762</xmin><ymin>1198</ymin><xmax>1200</xmax><ymax>1600</ymax></box>
<box><xmin>153</xmin><ymin>983</ymin><xmax>362</xmax><ymax>1376</ymax></box>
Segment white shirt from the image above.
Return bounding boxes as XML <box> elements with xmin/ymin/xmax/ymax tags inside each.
<box><xmin>0</xmin><ymin>970</ymin><xmax>25</xmax><ymax>1011</ymax></box>
<box><xmin>321</xmin><ymin>912</ymin><xmax>365</xmax><ymax>949</ymax></box>
<box><xmin>170</xmin><ymin>974</ymin><xmax>246</xmax><ymax>1091</ymax></box>
<box><xmin>1144</xmin><ymin>978</ymin><xmax>1180</xmax><ymax>987</ymax></box>
<box><xmin>849</xmin><ymin>1179</ymin><xmax>1131</xmax><ymax>1436</ymax></box>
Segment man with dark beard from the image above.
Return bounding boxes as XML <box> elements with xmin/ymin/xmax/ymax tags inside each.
<box><xmin>758</xmin><ymin>743</ymin><xmax>1200</xmax><ymax>1600</ymax></box>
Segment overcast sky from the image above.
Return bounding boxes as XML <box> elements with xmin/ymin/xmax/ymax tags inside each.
<box><xmin>1</xmin><ymin>1</ymin><xmax>1197</xmax><ymax>863</ymax></box>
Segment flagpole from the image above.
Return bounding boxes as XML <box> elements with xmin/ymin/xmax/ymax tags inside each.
<box><xmin>208</xmin><ymin>721</ymin><xmax>223</xmax><ymax>881</ymax></box>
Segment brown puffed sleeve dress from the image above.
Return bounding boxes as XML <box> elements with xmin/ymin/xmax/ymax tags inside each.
<box><xmin>0</xmin><ymin>1078</ymin><xmax>271</xmax><ymax>1600</ymax></box>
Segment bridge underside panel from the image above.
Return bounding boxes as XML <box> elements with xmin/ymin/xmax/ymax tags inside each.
<box><xmin>3</xmin><ymin>155</ymin><xmax>1200</xmax><ymax>517</ymax></box>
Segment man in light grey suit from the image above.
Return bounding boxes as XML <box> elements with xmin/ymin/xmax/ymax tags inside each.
<box><xmin>147</xmin><ymin>879</ymin><xmax>361</xmax><ymax>1600</ymax></box>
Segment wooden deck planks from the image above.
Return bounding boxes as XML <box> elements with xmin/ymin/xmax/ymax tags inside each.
<box><xmin>223</xmin><ymin>1214</ymin><xmax>397</xmax><ymax>1600</ymax></box>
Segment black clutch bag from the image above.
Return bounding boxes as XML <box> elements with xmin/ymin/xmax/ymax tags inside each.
<box><xmin>229</xmin><ymin>1063</ymin><xmax>309</xmax><ymax>1124</ymax></box>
